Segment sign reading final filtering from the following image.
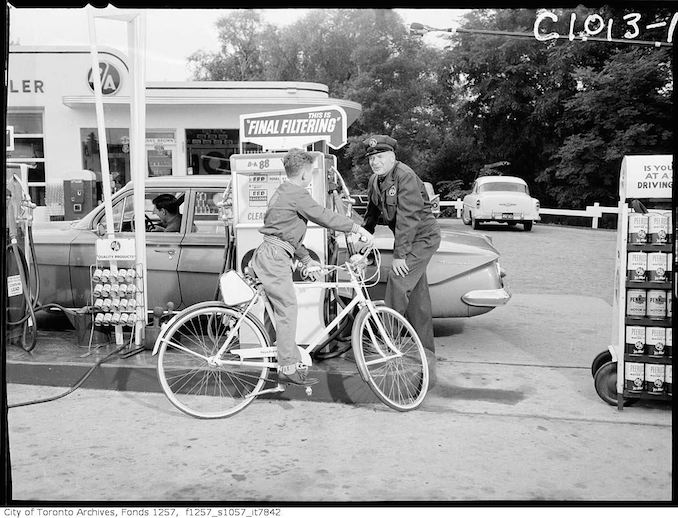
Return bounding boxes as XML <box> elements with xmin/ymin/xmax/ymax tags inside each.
<box><xmin>240</xmin><ymin>105</ymin><xmax>348</xmax><ymax>150</ymax></box>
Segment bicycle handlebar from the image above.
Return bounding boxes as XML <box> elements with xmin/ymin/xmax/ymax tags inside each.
<box><xmin>299</xmin><ymin>245</ymin><xmax>380</xmax><ymax>287</ymax></box>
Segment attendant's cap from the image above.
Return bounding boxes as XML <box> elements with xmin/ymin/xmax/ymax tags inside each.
<box><xmin>363</xmin><ymin>135</ymin><xmax>397</xmax><ymax>158</ymax></box>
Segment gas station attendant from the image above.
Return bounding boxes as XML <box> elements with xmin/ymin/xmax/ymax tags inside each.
<box><xmin>362</xmin><ymin>135</ymin><xmax>441</xmax><ymax>361</ymax></box>
<box><xmin>250</xmin><ymin>149</ymin><xmax>374</xmax><ymax>386</ymax></box>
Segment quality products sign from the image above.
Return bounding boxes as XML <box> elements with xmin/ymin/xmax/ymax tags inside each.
<box><xmin>240</xmin><ymin>105</ymin><xmax>348</xmax><ymax>150</ymax></box>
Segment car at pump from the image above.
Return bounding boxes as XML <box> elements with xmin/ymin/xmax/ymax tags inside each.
<box><xmin>461</xmin><ymin>175</ymin><xmax>540</xmax><ymax>231</ymax></box>
<box><xmin>31</xmin><ymin>176</ymin><xmax>509</xmax><ymax>317</ymax></box>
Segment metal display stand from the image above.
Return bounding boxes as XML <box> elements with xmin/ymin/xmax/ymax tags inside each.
<box><xmin>89</xmin><ymin>261</ymin><xmax>145</xmax><ymax>356</ymax></box>
<box><xmin>601</xmin><ymin>155</ymin><xmax>674</xmax><ymax>410</ymax></box>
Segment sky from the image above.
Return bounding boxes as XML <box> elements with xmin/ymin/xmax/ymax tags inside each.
<box><xmin>7</xmin><ymin>7</ymin><xmax>469</xmax><ymax>81</ymax></box>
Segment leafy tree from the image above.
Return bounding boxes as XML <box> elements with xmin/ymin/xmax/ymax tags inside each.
<box><xmin>537</xmin><ymin>45</ymin><xmax>672</xmax><ymax>207</ymax></box>
<box><xmin>188</xmin><ymin>10</ymin><xmax>275</xmax><ymax>80</ymax></box>
<box><xmin>426</xmin><ymin>6</ymin><xmax>673</xmax><ymax>207</ymax></box>
<box><xmin>187</xmin><ymin>7</ymin><xmax>673</xmax><ymax>207</ymax></box>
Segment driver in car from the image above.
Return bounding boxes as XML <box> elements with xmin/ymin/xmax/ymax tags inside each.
<box><xmin>151</xmin><ymin>194</ymin><xmax>182</xmax><ymax>232</ymax></box>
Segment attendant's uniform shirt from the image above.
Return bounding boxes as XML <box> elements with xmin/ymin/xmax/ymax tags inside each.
<box><xmin>259</xmin><ymin>181</ymin><xmax>359</xmax><ymax>263</ymax></box>
<box><xmin>363</xmin><ymin>161</ymin><xmax>439</xmax><ymax>259</ymax></box>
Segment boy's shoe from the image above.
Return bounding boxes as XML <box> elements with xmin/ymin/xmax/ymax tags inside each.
<box><xmin>278</xmin><ymin>364</ymin><xmax>319</xmax><ymax>387</ymax></box>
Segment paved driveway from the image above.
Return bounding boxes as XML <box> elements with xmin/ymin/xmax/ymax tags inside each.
<box><xmin>6</xmin><ymin>220</ymin><xmax>672</xmax><ymax>502</ymax></box>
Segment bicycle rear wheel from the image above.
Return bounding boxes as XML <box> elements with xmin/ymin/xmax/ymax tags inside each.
<box><xmin>352</xmin><ymin>305</ymin><xmax>428</xmax><ymax>411</ymax></box>
<box><xmin>156</xmin><ymin>303</ymin><xmax>272</xmax><ymax>419</ymax></box>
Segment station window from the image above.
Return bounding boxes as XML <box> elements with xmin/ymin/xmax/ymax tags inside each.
<box><xmin>81</xmin><ymin>128</ymin><xmax>177</xmax><ymax>189</ymax></box>
<box><xmin>7</xmin><ymin>112</ymin><xmax>46</xmax><ymax>206</ymax></box>
<box><xmin>81</xmin><ymin>128</ymin><xmax>130</xmax><ymax>191</ymax></box>
<box><xmin>146</xmin><ymin>131</ymin><xmax>176</xmax><ymax>177</ymax></box>
<box><xmin>185</xmin><ymin>129</ymin><xmax>242</xmax><ymax>175</ymax></box>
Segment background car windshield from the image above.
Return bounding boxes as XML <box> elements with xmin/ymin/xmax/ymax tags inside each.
<box><xmin>480</xmin><ymin>182</ymin><xmax>528</xmax><ymax>193</ymax></box>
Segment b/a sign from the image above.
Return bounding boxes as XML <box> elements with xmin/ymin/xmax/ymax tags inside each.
<box><xmin>87</xmin><ymin>61</ymin><xmax>122</xmax><ymax>95</ymax></box>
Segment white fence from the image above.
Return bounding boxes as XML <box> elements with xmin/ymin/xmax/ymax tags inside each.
<box><xmin>440</xmin><ymin>200</ymin><xmax>620</xmax><ymax>229</ymax></box>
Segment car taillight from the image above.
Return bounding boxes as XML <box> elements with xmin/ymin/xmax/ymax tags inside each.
<box><xmin>476</xmin><ymin>200</ymin><xmax>480</xmax><ymax>209</ymax></box>
<box><xmin>535</xmin><ymin>200</ymin><xmax>540</xmax><ymax>211</ymax></box>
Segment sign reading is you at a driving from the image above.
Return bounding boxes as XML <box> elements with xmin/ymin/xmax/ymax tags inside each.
<box><xmin>240</xmin><ymin>105</ymin><xmax>348</xmax><ymax>150</ymax></box>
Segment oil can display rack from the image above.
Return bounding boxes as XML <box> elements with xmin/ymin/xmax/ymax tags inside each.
<box><xmin>593</xmin><ymin>155</ymin><xmax>673</xmax><ymax>410</ymax></box>
<box><xmin>88</xmin><ymin>262</ymin><xmax>144</xmax><ymax>330</ymax></box>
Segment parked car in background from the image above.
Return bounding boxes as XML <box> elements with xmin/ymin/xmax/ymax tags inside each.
<box><xmin>462</xmin><ymin>175</ymin><xmax>540</xmax><ymax>231</ymax></box>
<box><xmin>32</xmin><ymin>176</ymin><xmax>508</xmax><ymax>317</ymax></box>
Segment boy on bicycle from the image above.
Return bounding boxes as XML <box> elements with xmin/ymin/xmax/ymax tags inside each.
<box><xmin>250</xmin><ymin>148</ymin><xmax>374</xmax><ymax>386</ymax></box>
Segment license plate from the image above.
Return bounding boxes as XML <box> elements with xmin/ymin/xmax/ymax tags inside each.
<box><xmin>501</xmin><ymin>213</ymin><xmax>514</xmax><ymax>219</ymax></box>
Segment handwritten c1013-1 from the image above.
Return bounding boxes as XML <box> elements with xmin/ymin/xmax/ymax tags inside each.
<box><xmin>534</xmin><ymin>9</ymin><xmax>677</xmax><ymax>46</ymax></box>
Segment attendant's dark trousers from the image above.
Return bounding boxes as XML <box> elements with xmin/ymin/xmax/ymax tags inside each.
<box><xmin>384</xmin><ymin>231</ymin><xmax>441</xmax><ymax>353</ymax></box>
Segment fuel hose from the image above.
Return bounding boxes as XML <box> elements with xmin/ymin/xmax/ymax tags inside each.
<box><xmin>8</xmin><ymin>340</ymin><xmax>130</xmax><ymax>409</ymax></box>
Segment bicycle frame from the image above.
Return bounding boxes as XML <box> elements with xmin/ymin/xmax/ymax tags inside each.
<box><xmin>209</xmin><ymin>260</ymin><xmax>401</xmax><ymax>370</ymax></box>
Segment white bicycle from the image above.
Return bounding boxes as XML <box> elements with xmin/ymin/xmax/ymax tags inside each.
<box><xmin>153</xmin><ymin>246</ymin><xmax>429</xmax><ymax>419</ymax></box>
<box><xmin>152</xmin><ymin>245</ymin><xmax>429</xmax><ymax>419</ymax></box>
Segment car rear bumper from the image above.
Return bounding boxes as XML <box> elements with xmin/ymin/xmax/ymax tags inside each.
<box><xmin>462</xmin><ymin>287</ymin><xmax>512</xmax><ymax>307</ymax></box>
<box><xmin>477</xmin><ymin>212</ymin><xmax>540</xmax><ymax>221</ymax></box>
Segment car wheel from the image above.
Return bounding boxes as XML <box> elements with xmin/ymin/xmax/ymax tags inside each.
<box><xmin>523</xmin><ymin>220</ymin><xmax>533</xmax><ymax>231</ymax></box>
<box><xmin>471</xmin><ymin>214</ymin><xmax>481</xmax><ymax>230</ymax></box>
<box><xmin>593</xmin><ymin>361</ymin><xmax>638</xmax><ymax>407</ymax></box>
<box><xmin>461</xmin><ymin>208</ymin><xmax>471</xmax><ymax>225</ymax></box>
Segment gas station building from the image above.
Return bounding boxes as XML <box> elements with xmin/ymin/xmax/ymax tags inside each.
<box><xmin>6</xmin><ymin>45</ymin><xmax>362</xmax><ymax>217</ymax></box>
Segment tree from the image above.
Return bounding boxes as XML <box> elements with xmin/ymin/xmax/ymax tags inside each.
<box><xmin>187</xmin><ymin>7</ymin><xmax>673</xmax><ymax>206</ymax></box>
<box><xmin>190</xmin><ymin>9</ymin><xmax>447</xmax><ymax>192</ymax></box>
<box><xmin>188</xmin><ymin>10</ymin><xmax>275</xmax><ymax>80</ymax></box>
<box><xmin>537</xmin><ymin>45</ymin><xmax>672</xmax><ymax>207</ymax></box>
<box><xmin>426</xmin><ymin>7</ymin><xmax>672</xmax><ymax>207</ymax></box>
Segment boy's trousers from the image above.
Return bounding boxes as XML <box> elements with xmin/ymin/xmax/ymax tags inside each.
<box><xmin>250</xmin><ymin>241</ymin><xmax>301</xmax><ymax>368</ymax></box>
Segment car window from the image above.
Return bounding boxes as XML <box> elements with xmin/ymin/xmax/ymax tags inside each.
<box><xmin>190</xmin><ymin>189</ymin><xmax>227</xmax><ymax>235</ymax></box>
<box><xmin>96</xmin><ymin>190</ymin><xmax>187</xmax><ymax>233</ymax></box>
<box><xmin>479</xmin><ymin>182</ymin><xmax>527</xmax><ymax>193</ymax></box>
<box><xmin>146</xmin><ymin>191</ymin><xmax>187</xmax><ymax>233</ymax></box>
<box><xmin>96</xmin><ymin>195</ymin><xmax>132</xmax><ymax>233</ymax></box>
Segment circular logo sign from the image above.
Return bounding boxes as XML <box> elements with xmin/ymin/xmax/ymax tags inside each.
<box><xmin>87</xmin><ymin>62</ymin><xmax>121</xmax><ymax>95</ymax></box>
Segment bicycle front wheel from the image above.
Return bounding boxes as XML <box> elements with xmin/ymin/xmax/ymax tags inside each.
<box><xmin>352</xmin><ymin>305</ymin><xmax>428</xmax><ymax>411</ymax></box>
<box><xmin>156</xmin><ymin>303</ymin><xmax>271</xmax><ymax>419</ymax></box>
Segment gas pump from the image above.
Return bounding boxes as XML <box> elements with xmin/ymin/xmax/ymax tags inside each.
<box><xmin>5</xmin><ymin>164</ymin><xmax>38</xmax><ymax>350</ymax></box>
<box><xmin>63</xmin><ymin>170</ymin><xmax>98</xmax><ymax>220</ymax></box>
<box><xmin>229</xmin><ymin>104</ymin><xmax>354</xmax><ymax>347</ymax></box>
<box><xmin>229</xmin><ymin>151</ymin><xmax>334</xmax><ymax>344</ymax></box>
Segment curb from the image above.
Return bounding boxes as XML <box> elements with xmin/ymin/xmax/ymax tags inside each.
<box><xmin>6</xmin><ymin>329</ymin><xmax>384</xmax><ymax>405</ymax></box>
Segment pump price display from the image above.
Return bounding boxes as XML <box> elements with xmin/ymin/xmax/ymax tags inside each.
<box><xmin>233</xmin><ymin>157</ymin><xmax>285</xmax><ymax>172</ymax></box>
<box><xmin>236</xmin><ymin>171</ymin><xmax>286</xmax><ymax>222</ymax></box>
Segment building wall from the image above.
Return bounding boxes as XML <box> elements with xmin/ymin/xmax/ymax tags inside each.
<box><xmin>7</xmin><ymin>46</ymin><xmax>360</xmax><ymax>210</ymax></box>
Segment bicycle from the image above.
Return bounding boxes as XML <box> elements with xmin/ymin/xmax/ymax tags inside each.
<box><xmin>152</xmin><ymin>245</ymin><xmax>429</xmax><ymax>419</ymax></box>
